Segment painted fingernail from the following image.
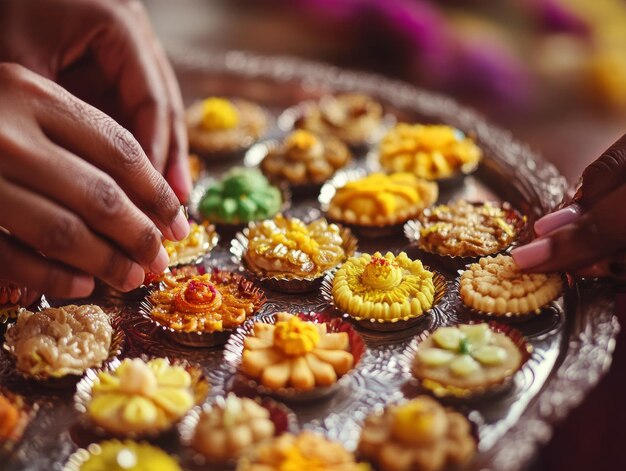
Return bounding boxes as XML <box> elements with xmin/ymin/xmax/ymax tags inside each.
<box><xmin>69</xmin><ymin>275</ymin><xmax>95</xmax><ymax>298</ymax></box>
<box><xmin>534</xmin><ymin>205</ymin><xmax>581</xmax><ymax>236</ymax></box>
<box><xmin>511</xmin><ymin>238</ymin><xmax>553</xmax><ymax>270</ymax></box>
<box><xmin>169</xmin><ymin>206</ymin><xmax>190</xmax><ymax>241</ymax></box>
<box><xmin>149</xmin><ymin>245</ymin><xmax>169</xmax><ymax>274</ymax></box>
<box><xmin>122</xmin><ymin>263</ymin><xmax>147</xmax><ymax>292</ymax></box>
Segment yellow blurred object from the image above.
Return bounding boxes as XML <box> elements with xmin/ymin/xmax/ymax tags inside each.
<box><xmin>200</xmin><ymin>97</ymin><xmax>240</xmax><ymax>131</ymax></box>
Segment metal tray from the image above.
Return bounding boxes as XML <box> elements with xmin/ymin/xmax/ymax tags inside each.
<box><xmin>0</xmin><ymin>49</ymin><xmax>619</xmax><ymax>471</ymax></box>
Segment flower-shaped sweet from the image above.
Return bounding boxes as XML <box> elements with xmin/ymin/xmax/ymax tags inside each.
<box><xmin>66</xmin><ymin>440</ymin><xmax>181</xmax><ymax>471</ymax></box>
<box><xmin>240</xmin><ymin>313</ymin><xmax>354</xmax><ymax>391</ymax></box>
<box><xmin>86</xmin><ymin>358</ymin><xmax>196</xmax><ymax>436</ymax></box>
<box><xmin>244</xmin><ymin>215</ymin><xmax>353</xmax><ymax>279</ymax></box>
<box><xmin>199</xmin><ymin>168</ymin><xmax>283</xmax><ymax>225</ymax></box>
<box><xmin>149</xmin><ymin>270</ymin><xmax>265</xmax><ymax>333</ymax></box>
<box><xmin>327</xmin><ymin>172</ymin><xmax>438</xmax><ymax>227</ymax></box>
<box><xmin>295</xmin><ymin>93</ymin><xmax>383</xmax><ymax>147</ymax></box>
<box><xmin>332</xmin><ymin>252</ymin><xmax>435</xmax><ymax>321</ymax></box>
<box><xmin>412</xmin><ymin>324</ymin><xmax>524</xmax><ymax>392</ymax></box>
<box><xmin>415</xmin><ymin>201</ymin><xmax>521</xmax><ymax>258</ymax></box>
<box><xmin>379</xmin><ymin>124</ymin><xmax>482</xmax><ymax>180</ymax></box>
<box><xmin>190</xmin><ymin>394</ymin><xmax>275</xmax><ymax>462</ymax></box>
<box><xmin>460</xmin><ymin>255</ymin><xmax>562</xmax><ymax>316</ymax></box>
<box><xmin>163</xmin><ymin>222</ymin><xmax>217</xmax><ymax>267</ymax></box>
<box><xmin>358</xmin><ymin>396</ymin><xmax>475</xmax><ymax>471</ymax></box>
<box><xmin>261</xmin><ymin>130</ymin><xmax>352</xmax><ymax>186</ymax></box>
<box><xmin>186</xmin><ymin>97</ymin><xmax>267</xmax><ymax>155</ymax></box>
<box><xmin>237</xmin><ymin>431</ymin><xmax>371</xmax><ymax>471</ymax></box>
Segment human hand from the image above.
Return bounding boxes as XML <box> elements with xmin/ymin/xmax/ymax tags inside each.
<box><xmin>512</xmin><ymin>133</ymin><xmax>626</xmax><ymax>279</ymax></box>
<box><xmin>0</xmin><ymin>63</ymin><xmax>189</xmax><ymax>298</ymax></box>
<box><xmin>0</xmin><ymin>0</ymin><xmax>191</xmax><ymax>201</ymax></box>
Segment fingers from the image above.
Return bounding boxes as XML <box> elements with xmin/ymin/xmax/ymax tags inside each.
<box><xmin>0</xmin><ymin>233</ymin><xmax>94</xmax><ymax>299</ymax></box>
<box><xmin>0</xmin><ymin>176</ymin><xmax>146</xmax><ymax>292</ymax></box>
<box><xmin>534</xmin><ymin>204</ymin><xmax>582</xmax><ymax>237</ymax></box>
<box><xmin>512</xmin><ymin>184</ymin><xmax>626</xmax><ymax>273</ymax></box>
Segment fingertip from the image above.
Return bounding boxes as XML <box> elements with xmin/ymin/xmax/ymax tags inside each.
<box><xmin>511</xmin><ymin>238</ymin><xmax>553</xmax><ymax>270</ymax></box>
<box><xmin>534</xmin><ymin>204</ymin><xmax>582</xmax><ymax>236</ymax></box>
<box><xmin>68</xmin><ymin>275</ymin><xmax>95</xmax><ymax>298</ymax></box>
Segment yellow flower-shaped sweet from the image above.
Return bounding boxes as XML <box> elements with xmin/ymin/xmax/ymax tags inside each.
<box><xmin>332</xmin><ymin>252</ymin><xmax>435</xmax><ymax>321</ymax></box>
<box><xmin>245</xmin><ymin>215</ymin><xmax>351</xmax><ymax>279</ymax></box>
<box><xmin>87</xmin><ymin>358</ymin><xmax>195</xmax><ymax>436</ymax></box>
<box><xmin>200</xmin><ymin>98</ymin><xmax>240</xmax><ymax>131</ymax></box>
<box><xmin>240</xmin><ymin>313</ymin><xmax>354</xmax><ymax>391</ymax></box>
<box><xmin>379</xmin><ymin>124</ymin><xmax>482</xmax><ymax>180</ymax></box>
<box><xmin>73</xmin><ymin>440</ymin><xmax>181</xmax><ymax>471</ymax></box>
<box><xmin>327</xmin><ymin>173</ymin><xmax>438</xmax><ymax>226</ymax></box>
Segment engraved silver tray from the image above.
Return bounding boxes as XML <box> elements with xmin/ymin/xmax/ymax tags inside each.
<box><xmin>0</xmin><ymin>50</ymin><xmax>619</xmax><ymax>471</ymax></box>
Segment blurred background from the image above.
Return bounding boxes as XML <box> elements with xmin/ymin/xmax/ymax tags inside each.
<box><xmin>144</xmin><ymin>1</ymin><xmax>626</xmax><ymax>469</ymax></box>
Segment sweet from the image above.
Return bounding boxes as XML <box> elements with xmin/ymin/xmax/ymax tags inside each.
<box><xmin>199</xmin><ymin>168</ymin><xmax>282</xmax><ymax>225</ymax></box>
<box><xmin>243</xmin><ymin>215</ymin><xmax>353</xmax><ymax>280</ymax></box>
<box><xmin>260</xmin><ymin>130</ymin><xmax>351</xmax><ymax>185</ymax></box>
<box><xmin>415</xmin><ymin>201</ymin><xmax>522</xmax><ymax>258</ymax></box>
<box><xmin>148</xmin><ymin>270</ymin><xmax>265</xmax><ymax>333</ymax></box>
<box><xmin>332</xmin><ymin>252</ymin><xmax>436</xmax><ymax>321</ymax></box>
<box><xmin>460</xmin><ymin>255</ymin><xmax>562</xmax><ymax>315</ymax></box>
<box><xmin>0</xmin><ymin>394</ymin><xmax>19</xmax><ymax>442</ymax></box>
<box><xmin>237</xmin><ymin>431</ymin><xmax>371</xmax><ymax>471</ymax></box>
<box><xmin>162</xmin><ymin>222</ymin><xmax>217</xmax><ymax>267</ymax></box>
<box><xmin>295</xmin><ymin>93</ymin><xmax>383</xmax><ymax>147</ymax></box>
<box><xmin>412</xmin><ymin>324</ymin><xmax>524</xmax><ymax>392</ymax></box>
<box><xmin>4</xmin><ymin>305</ymin><xmax>112</xmax><ymax>378</ymax></box>
<box><xmin>358</xmin><ymin>396</ymin><xmax>475</xmax><ymax>471</ymax></box>
<box><xmin>327</xmin><ymin>172</ymin><xmax>438</xmax><ymax>227</ymax></box>
<box><xmin>379</xmin><ymin>124</ymin><xmax>482</xmax><ymax>180</ymax></box>
<box><xmin>86</xmin><ymin>358</ymin><xmax>196</xmax><ymax>436</ymax></box>
<box><xmin>67</xmin><ymin>440</ymin><xmax>181</xmax><ymax>471</ymax></box>
<box><xmin>190</xmin><ymin>394</ymin><xmax>275</xmax><ymax>462</ymax></box>
<box><xmin>186</xmin><ymin>97</ymin><xmax>267</xmax><ymax>155</ymax></box>
<box><xmin>188</xmin><ymin>154</ymin><xmax>203</xmax><ymax>183</ymax></box>
<box><xmin>240</xmin><ymin>312</ymin><xmax>354</xmax><ymax>391</ymax></box>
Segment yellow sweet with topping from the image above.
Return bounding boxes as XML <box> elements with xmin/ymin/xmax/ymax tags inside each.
<box><xmin>327</xmin><ymin>173</ymin><xmax>438</xmax><ymax>227</ymax></box>
<box><xmin>87</xmin><ymin>358</ymin><xmax>198</xmax><ymax>436</ymax></box>
<box><xmin>391</xmin><ymin>398</ymin><xmax>447</xmax><ymax>445</ymax></box>
<box><xmin>332</xmin><ymin>252</ymin><xmax>436</xmax><ymax>321</ymax></box>
<box><xmin>162</xmin><ymin>222</ymin><xmax>216</xmax><ymax>267</ymax></box>
<box><xmin>71</xmin><ymin>440</ymin><xmax>182</xmax><ymax>471</ymax></box>
<box><xmin>379</xmin><ymin>124</ymin><xmax>482</xmax><ymax>180</ymax></box>
<box><xmin>274</xmin><ymin>316</ymin><xmax>321</xmax><ymax>356</ymax></box>
<box><xmin>285</xmin><ymin>129</ymin><xmax>318</xmax><ymax>151</ymax></box>
<box><xmin>200</xmin><ymin>98</ymin><xmax>240</xmax><ymax>131</ymax></box>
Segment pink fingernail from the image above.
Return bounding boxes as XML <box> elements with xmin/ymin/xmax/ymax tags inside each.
<box><xmin>534</xmin><ymin>205</ymin><xmax>581</xmax><ymax>236</ymax></box>
<box><xmin>149</xmin><ymin>245</ymin><xmax>169</xmax><ymax>274</ymax></box>
<box><xmin>69</xmin><ymin>275</ymin><xmax>95</xmax><ymax>298</ymax></box>
<box><xmin>511</xmin><ymin>238</ymin><xmax>553</xmax><ymax>270</ymax></box>
<box><xmin>122</xmin><ymin>263</ymin><xmax>146</xmax><ymax>292</ymax></box>
<box><xmin>169</xmin><ymin>207</ymin><xmax>190</xmax><ymax>241</ymax></box>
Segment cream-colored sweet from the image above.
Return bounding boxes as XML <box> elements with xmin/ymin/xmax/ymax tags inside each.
<box><xmin>460</xmin><ymin>255</ymin><xmax>562</xmax><ymax>315</ymax></box>
<box><xmin>163</xmin><ymin>222</ymin><xmax>216</xmax><ymax>267</ymax></box>
<box><xmin>4</xmin><ymin>305</ymin><xmax>112</xmax><ymax>378</ymax></box>
<box><xmin>332</xmin><ymin>252</ymin><xmax>435</xmax><ymax>321</ymax></box>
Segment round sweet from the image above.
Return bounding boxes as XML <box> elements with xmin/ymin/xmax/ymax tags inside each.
<box><xmin>358</xmin><ymin>396</ymin><xmax>475</xmax><ymax>471</ymax></box>
<box><xmin>244</xmin><ymin>215</ymin><xmax>351</xmax><ymax>279</ymax></box>
<box><xmin>412</xmin><ymin>323</ymin><xmax>524</xmax><ymax>392</ymax></box>
<box><xmin>295</xmin><ymin>93</ymin><xmax>383</xmax><ymax>146</ymax></box>
<box><xmin>327</xmin><ymin>172</ymin><xmax>438</xmax><ymax>227</ymax></box>
<box><xmin>237</xmin><ymin>431</ymin><xmax>371</xmax><ymax>471</ymax></box>
<box><xmin>163</xmin><ymin>222</ymin><xmax>216</xmax><ymax>267</ymax></box>
<box><xmin>0</xmin><ymin>394</ymin><xmax>19</xmax><ymax>442</ymax></box>
<box><xmin>199</xmin><ymin>168</ymin><xmax>282</xmax><ymax>224</ymax></box>
<box><xmin>86</xmin><ymin>358</ymin><xmax>196</xmax><ymax>436</ymax></box>
<box><xmin>149</xmin><ymin>270</ymin><xmax>265</xmax><ymax>333</ymax></box>
<box><xmin>416</xmin><ymin>200</ymin><xmax>522</xmax><ymax>258</ymax></box>
<box><xmin>69</xmin><ymin>440</ymin><xmax>181</xmax><ymax>471</ymax></box>
<box><xmin>191</xmin><ymin>394</ymin><xmax>275</xmax><ymax>462</ymax></box>
<box><xmin>4</xmin><ymin>305</ymin><xmax>112</xmax><ymax>378</ymax></box>
<box><xmin>240</xmin><ymin>312</ymin><xmax>354</xmax><ymax>391</ymax></box>
<box><xmin>261</xmin><ymin>130</ymin><xmax>352</xmax><ymax>185</ymax></box>
<box><xmin>186</xmin><ymin>97</ymin><xmax>266</xmax><ymax>154</ymax></box>
<box><xmin>332</xmin><ymin>252</ymin><xmax>435</xmax><ymax>321</ymax></box>
<box><xmin>379</xmin><ymin>124</ymin><xmax>482</xmax><ymax>180</ymax></box>
<box><xmin>460</xmin><ymin>255</ymin><xmax>562</xmax><ymax>315</ymax></box>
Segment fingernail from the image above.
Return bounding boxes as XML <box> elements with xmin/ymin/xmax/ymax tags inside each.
<box><xmin>69</xmin><ymin>275</ymin><xmax>95</xmax><ymax>298</ymax></box>
<box><xmin>149</xmin><ymin>245</ymin><xmax>169</xmax><ymax>274</ymax></box>
<box><xmin>511</xmin><ymin>238</ymin><xmax>553</xmax><ymax>270</ymax></box>
<box><xmin>122</xmin><ymin>263</ymin><xmax>146</xmax><ymax>292</ymax></box>
<box><xmin>168</xmin><ymin>206</ymin><xmax>190</xmax><ymax>241</ymax></box>
<box><xmin>534</xmin><ymin>205</ymin><xmax>581</xmax><ymax>236</ymax></box>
